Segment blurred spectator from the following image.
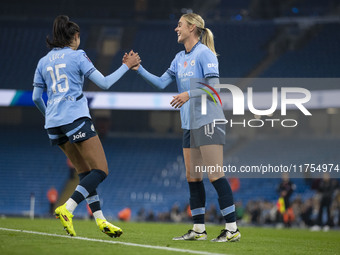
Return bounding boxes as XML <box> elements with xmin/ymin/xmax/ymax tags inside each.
<box><xmin>277</xmin><ymin>174</ymin><xmax>296</xmax><ymax>227</ymax></box>
<box><xmin>86</xmin><ymin>204</ymin><xmax>94</xmax><ymax>219</ymax></box>
<box><xmin>185</xmin><ymin>203</ymin><xmax>191</xmax><ymax>219</ymax></box>
<box><xmin>118</xmin><ymin>207</ymin><xmax>132</xmax><ymax>221</ymax></box>
<box><xmin>146</xmin><ymin>210</ymin><xmax>155</xmax><ymax>221</ymax></box>
<box><xmin>314</xmin><ymin>173</ymin><xmax>338</xmax><ymax>230</ymax></box>
<box><xmin>261</xmin><ymin>200</ymin><xmax>276</xmax><ymax>224</ymax></box>
<box><xmin>235</xmin><ymin>201</ymin><xmax>245</xmax><ymax>221</ymax></box>
<box><xmin>136</xmin><ymin>208</ymin><xmax>146</xmax><ymax>222</ymax></box>
<box><xmin>334</xmin><ymin>192</ymin><xmax>340</xmax><ymax>227</ymax></box>
<box><xmin>205</xmin><ymin>204</ymin><xmax>219</xmax><ymax>224</ymax></box>
<box><xmin>290</xmin><ymin>196</ymin><xmax>303</xmax><ymax>225</ymax></box>
<box><xmin>47</xmin><ymin>186</ymin><xmax>58</xmax><ymax>215</ymax></box>
<box><xmin>229</xmin><ymin>177</ymin><xmax>240</xmax><ymax>192</ymax></box>
<box><xmin>300</xmin><ymin>198</ymin><xmax>314</xmax><ymax>227</ymax></box>
<box><xmin>247</xmin><ymin>200</ymin><xmax>261</xmax><ymax>224</ymax></box>
<box><xmin>133</xmin><ymin>185</ymin><xmax>340</xmax><ymax>227</ymax></box>
<box><xmin>170</xmin><ymin>203</ymin><xmax>182</xmax><ymax>222</ymax></box>
<box><xmin>158</xmin><ymin>211</ymin><xmax>170</xmax><ymax>222</ymax></box>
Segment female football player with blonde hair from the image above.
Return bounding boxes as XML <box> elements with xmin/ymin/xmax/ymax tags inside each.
<box><xmin>130</xmin><ymin>13</ymin><xmax>241</xmax><ymax>242</ymax></box>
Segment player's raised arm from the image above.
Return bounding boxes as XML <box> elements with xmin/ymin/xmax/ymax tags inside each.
<box><xmin>136</xmin><ymin>65</ymin><xmax>175</xmax><ymax>90</ymax></box>
<box><xmin>88</xmin><ymin>50</ymin><xmax>140</xmax><ymax>90</ymax></box>
<box><xmin>127</xmin><ymin>52</ymin><xmax>175</xmax><ymax>90</ymax></box>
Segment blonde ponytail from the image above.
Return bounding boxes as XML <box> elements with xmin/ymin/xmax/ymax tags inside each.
<box><xmin>201</xmin><ymin>27</ymin><xmax>217</xmax><ymax>56</ymax></box>
<box><xmin>181</xmin><ymin>13</ymin><xmax>217</xmax><ymax>56</ymax></box>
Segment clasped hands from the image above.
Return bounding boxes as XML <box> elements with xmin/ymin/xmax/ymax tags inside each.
<box><xmin>122</xmin><ymin>50</ymin><xmax>141</xmax><ymax>69</ymax></box>
<box><xmin>122</xmin><ymin>50</ymin><xmax>189</xmax><ymax>109</ymax></box>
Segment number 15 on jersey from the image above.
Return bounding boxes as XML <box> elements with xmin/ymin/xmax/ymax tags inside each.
<box><xmin>47</xmin><ymin>64</ymin><xmax>69</xmax><ymax>94</ymax></box>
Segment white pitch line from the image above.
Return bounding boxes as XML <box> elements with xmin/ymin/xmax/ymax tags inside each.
<box><xmin>0</xmin><ymin>227</ymin><xmax>229</xmax><ymax>255</ymax></box>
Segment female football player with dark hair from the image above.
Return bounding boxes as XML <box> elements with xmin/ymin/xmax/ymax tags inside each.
<box><xmin>33</xmin><ymin>15</ymin><xmax>140</xmax><ymax>237</ymax></box>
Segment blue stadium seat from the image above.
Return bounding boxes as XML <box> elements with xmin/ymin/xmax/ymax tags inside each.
<box><xmin>261</xmin><ymin>24</ymin><xmax>340</xmax><ymax>80</ymax></box>
<box><xmin>0</xmin><ymin>20</ymin><xmax>92</xmax><ymax>90</ymax></box>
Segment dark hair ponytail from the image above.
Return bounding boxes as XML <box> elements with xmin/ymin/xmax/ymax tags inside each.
<box><xmin>46</xmin><ymin>15</ymin><xmax>80</xmax><ymax>49</ymax></box>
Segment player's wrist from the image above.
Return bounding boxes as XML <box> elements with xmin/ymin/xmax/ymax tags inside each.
<box><xmin>122</xmin><ymin>63</ymin><xmax>129</xmax><ymax>70</ymax></box>
<box><xmin>136</xmin><ymin>64</ymin><xmax>144</xmax><ymax>73</ymax></box>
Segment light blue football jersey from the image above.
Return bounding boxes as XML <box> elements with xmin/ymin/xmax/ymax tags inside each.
<box><xmin>167</xmin><ymin>42</ymin><xmax>225</xmax><ymax>129</ymax></box>
<box><xmin>33</xmin><ymin>47</ymin><xmax>96</xmax><ymax>128</ymax></box>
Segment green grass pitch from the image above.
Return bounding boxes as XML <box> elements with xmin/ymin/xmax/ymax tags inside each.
<box><xmin>0</xmin><ymin>217</ymin><xmax>339</xmax><ymax>255</ymax></box>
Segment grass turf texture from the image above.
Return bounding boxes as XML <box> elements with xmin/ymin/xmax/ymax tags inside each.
<box><xmin>0</xmin><ymin>217</ymin><xmax>340</xmax><ymax>255</ymax></box>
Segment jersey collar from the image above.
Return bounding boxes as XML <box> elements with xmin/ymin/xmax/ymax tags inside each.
<box><xmin>54</xmin><ymin>46</ymin><xmax>71</xmax><ymax>51</ymax></box>
<box><xmin>185</xmin><ymin>41</ymin><xmax>201</xmax><ymax>55</ymax></box>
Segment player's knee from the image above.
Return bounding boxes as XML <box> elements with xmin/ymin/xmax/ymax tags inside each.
<box><xmin>186</xmin><ymin>172</ymin><xmax>202</xmax><ymax>182</ymax></box>
<box><xmin>208</xmin><ymin>172</ymin><xmax>225</xmax><ymax>183</ymax></box>
<box><xmin>186</xmin><ymin>171</ymin><xmax>194</xmax><ymax>181</ymax></box>
<box><xmin>76</xmin><ymin>165</ymin><xmax>91</xmax><ymax>173</ymax></box>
